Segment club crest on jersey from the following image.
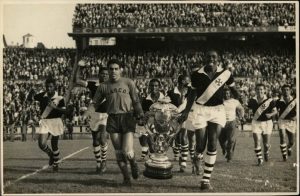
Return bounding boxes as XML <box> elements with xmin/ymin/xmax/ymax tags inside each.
<box><xmin>215</xmin><ymin>79</ymin><xmax>222</xmax><ymax>86</ymax></box>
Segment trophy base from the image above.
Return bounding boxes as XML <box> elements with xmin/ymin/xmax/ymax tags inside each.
<box><xmin>143</xmin><ymin>155</ymin><xmax>173</xmax><ymax>179</ymax></box>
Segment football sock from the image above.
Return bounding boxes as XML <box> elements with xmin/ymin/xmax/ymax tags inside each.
<box><xmin>93</xmin><ymin>145</ymin><xmax>101</xmax><ymax>167</ymax></box>
<box><xmin>201</xmin><ymin>150</ymin><xmax>217</xmax><ymax>183</ymax></box>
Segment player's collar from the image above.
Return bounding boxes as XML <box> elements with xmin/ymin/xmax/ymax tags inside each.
<box><xmin>44</xmin><ymin>91</ymin><xmax>58</xmax><ymax>98</ymax></box>
<box><xmin>146</xmin><ymin>92</ymin><xmax>164</xmax><ymax>101</ymax></box>
<box><xmin>253</xmin><ymin>95</ymin><xmax>268</xmax><ymax>102</ymax></box>
<box><xmin>173</xmin><ymin>86</ymin><xmax>181</xmax><ymax>95</ymax></box>
<box><xmin>280</xmin><ymin>96</ymin><xmax>294</xmax><ymax>103</ymax></box>
<box><xmin>198</xmin><ymin>66</ymin><xmax>223</xmax><ymax>75</ymax></box>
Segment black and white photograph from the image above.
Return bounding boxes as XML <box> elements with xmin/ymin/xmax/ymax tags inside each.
<box><xmin>1</xmin><ymin>0</ymin><xmax>299</xmax><ymax>195</ymax></box>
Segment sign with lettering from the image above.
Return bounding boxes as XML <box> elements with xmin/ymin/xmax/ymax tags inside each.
<box><xmin>73</xmin><ymin>27</ymin><xmax>281</xmax><ymax>34</ymax></box>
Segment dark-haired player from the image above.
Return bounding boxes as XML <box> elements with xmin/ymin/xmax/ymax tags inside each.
<box><xmin>85</xmin><ymin>59</ymin><xmax>144</xmax><ymax>185</ymax></box>
<box><xmin>168</xmin><ymin>74</ymin><xmax>193</xmax><ymax>172</ymax></box>
<box><xmin>219</xmin><ymin>88</ymin><xmax>244</xmax><ymax>162</ymax></box>
<box><xmin>276</xmin><ymin>84</ymin><xmax>296</xmax><ymax>161</ymax></box>
<box><xmin>247</xmin><ymin>84</ymin><xmax>277</xmax><ymax>166</ymax></box>
<box><xmin>29</xmin><ymin>78</ymin><xmax>68</xmax><ymax>171</ymax></box>
<box><xmin>139</xmin><ymin>78</ymin><xmax>164</xmax><ymax>160</ymax></box>
<box><xmin>75</xmin><ymin>61</ymin><xmax>109</xmax><ymax>173</ymax></box>
<box><xmin>178</xmin><ymin>49</ymin><xmax>239</xmax><ymax>190</ymax></box>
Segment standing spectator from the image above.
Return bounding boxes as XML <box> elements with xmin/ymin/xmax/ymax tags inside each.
<box><xmin>20</xmin><ymin>110</ymin><xmax>29</xmax><ymax>142</ymax></box>
<box><xmin>66</xmin><ymin>119</ymin><xmax>74</xmax><ymax>140</ymax></box>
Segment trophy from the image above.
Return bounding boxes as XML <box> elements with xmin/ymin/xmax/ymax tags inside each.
<box><xmin>143</xmin><ymin>97</ymin><xmax>181</xmax><ymax>179</ymax></box>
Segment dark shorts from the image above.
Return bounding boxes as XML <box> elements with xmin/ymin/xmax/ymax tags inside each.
<box><xmin>106</xmin><ymin>113</ymin><xmax>136</xmax><ymax>134</ymax></box>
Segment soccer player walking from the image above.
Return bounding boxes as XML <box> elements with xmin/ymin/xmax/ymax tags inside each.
<box><xmin>247</xmin><ymin>84</ymin><xmax>277</xmax><ymax>166</ymax></box>
<box><xmin>178</xmin><ymin>49</ymin><xmax>239</xmax><ymax>190</ymax></box>
<box><xmin>29</xmin><ymin>78</ymin><xmax>68</xmax><ymax>172</ymax></box>
<box><xmin>219</xmin><ymin>88</ymin><xmax>244</xmax><ymax>162</ymax></box>
<box><xmin>75</xmin><ymin>62</ymin><xmax>109</xmax><ymax>173</ymax></box>
<box><xmin>276</xmin><ymin>84</ymin><xmax>296</xmax><ymax>161</ymax></box>
<box><xmin>139</xmin><ymin>78</ymin><xmax>165</xmax><ymax>160</ymax></box>
<box><xmin>85</xmin><ymin>59</ymin><xmax>144</xmax><ymax>185</ymax></box>
<box><xmin>168</xmin><ymin>74</ymin><xmax>194</xmax><ymax>172</ymax></box>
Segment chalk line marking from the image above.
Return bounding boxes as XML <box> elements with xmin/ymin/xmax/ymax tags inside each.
<box><xmin>4</xmin><ymin>146</ymin><xmax>89</xmax><ymax>188</ymax></box>
<box><xmin>215</xmin><ymin>173</ymin><xmax>290</xmax><ymax>190</ymax></box>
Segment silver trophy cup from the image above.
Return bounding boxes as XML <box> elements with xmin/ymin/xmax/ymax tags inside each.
<box><xmin>143</xmin><ymin>98</ymin><xmax>181</xmax><ymax>179</ymax></box>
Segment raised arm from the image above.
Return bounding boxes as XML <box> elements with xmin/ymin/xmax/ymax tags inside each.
<box><xmin>75</xmin><ymin>60</ymin><xmax>88</xmax><ymax>87</ymax></box>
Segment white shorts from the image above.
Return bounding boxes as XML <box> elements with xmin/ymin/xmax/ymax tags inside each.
<box><xmin>278</xmin><ymin>119</ymin><xmax>296</xmax><ymax>134</ymax></box>
<box><xmin>89</xmin><ymin>112</ymin><xmax>108</xmax><ymax>132</ymax></box>
<box><xmin>182</xmin><ymin>109</ymin><xmax>196</xmax><ymax>131</ymax></box>
<box><xmin>189</xmin><ymin>104</ymin><xmax>226</xmax><ymax>129</ymax></box>
<box><xmin>252</xmin><ymin>120</ymin><xmax>273</xmax><ymax>135</ymax></box>
<box><xmin>38</xmin><ymin>118</ymin><xmax>64</xmax><ymax>136</ymax></box>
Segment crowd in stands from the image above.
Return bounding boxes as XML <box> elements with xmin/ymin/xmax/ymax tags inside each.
<box><xmin>3</xmin><ymin>46</ymin><xmax>296</xmax><ymax>139</ymax></box>
<box><xmin>73</xmin><ymin>4</ymin><xmax>295</xmax><ymax>28</ymax></box>
<box><xmin>3</xmin><ymin>48</ymin><xmax>75</xmax><ymax>81</ymax></box>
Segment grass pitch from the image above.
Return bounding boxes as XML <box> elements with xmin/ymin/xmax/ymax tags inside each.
<box><xmin>2</xmin><ymin>131</ymin><xmax>298</xmax><ymax>195</ymax></box>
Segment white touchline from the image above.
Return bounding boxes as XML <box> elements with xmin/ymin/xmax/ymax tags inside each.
<box><xmin>216</xmin><ymin>173</ymin><xmax>289</xmax><ymax>190</ymax></box>
<box><xmin>4</xmin><ymin>146</ymin><xmax>89</xmax><ymax>189</ymax></box>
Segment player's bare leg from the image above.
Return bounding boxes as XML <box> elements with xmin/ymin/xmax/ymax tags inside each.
<box><xmin>123</xmin><ymin>132</ymin><xmax>139</xmax><ymax>180</ymax></box>
<box><xmin>110</xmin><ymin>133</ymin><xmax>131</xmax><ymax>186</ymax></box>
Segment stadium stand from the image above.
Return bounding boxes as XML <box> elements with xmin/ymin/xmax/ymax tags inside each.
<box><xmin>3</xmin><ymin>3</ymin><xmax>296</xmax><ymax>140</ymax></box>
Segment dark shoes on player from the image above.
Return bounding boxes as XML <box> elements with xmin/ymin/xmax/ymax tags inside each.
<box><xmin>225</xmin><ymin>152</ymin><xmax>232</xmax><ymax>162</ymax></box>
<box><xmin>200</xmin><ymin>181</ymin><xmax>213</xmax><ymax>190</ymax></box>
<box><xmin>49</xmin><ymin>153</ymin><xmax>54</xmax><ymax>166</ymax></box>
<box><xmin>96</xmin><ymin>161</ymin><xmax>107</xmax><ymax>174</ymax></box>
<box><xmin>264</xmin><ymin>153</ymin><xmax>269</xmax><ymax>162</ymax></box>
<box><xmin>288</xmin><ymin>148</ymin><xmax>292</xmax><ymax>156</ymax></box>
<box><xmin>283</xmin><ymin>155</ymin><xmax>287</xmax><ymax>161</ymax></box>
<box><xmin>122</xmin><ymin>178</ymin><xmax>132</xmax><ymax>186</ymax></box>
<box><xmin>100</xmin><ymin>160</ymin><xmax>107</xmax><ymax>173</ymax></box>
<box><xmin>192</xmin><ymin>157</ymin><xmax>201</xmax><ymax>175</ymax></box>
<box><xmin>179</xmin><ymin>157</ymin><xmax>186</xmax><ymax>172</ymax></box>
<box><xmin>257</xmin><ymin>158</ymin><xmax>263</xmax><ymax>166</ymax></box>
<box><xmin>222</xmin><ymin>148</ymin><xmax>226</xmax><ymax>156</ymax></box>
<box><xmin>53</xmin><ymin>164</ymin><xmax>58</xmax><ymax>172</ymax></box>
<box><xmin>130</xmin><ymin>160</ymin><xmax>139</xmax><ymax>179</ymax></box>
